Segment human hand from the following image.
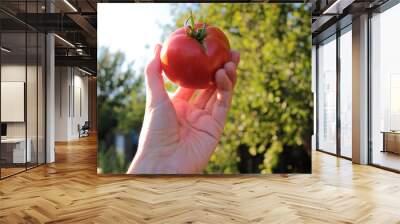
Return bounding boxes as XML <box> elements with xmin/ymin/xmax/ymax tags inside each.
<box><xmin>127</xmin><ymin>44</ymin><xmax>240</xmax><ymax>174</ymax></box>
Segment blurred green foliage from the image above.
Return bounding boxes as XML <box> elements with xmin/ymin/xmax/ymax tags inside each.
<box><xmin>97</xmin><ymin>48</ymin><xmax>145</xmax><ymax>173</ymax></box>
<box><xmin>169</xmin><ymin>3</ymin><xmax>312</xmax><ymax>173</ymax></box>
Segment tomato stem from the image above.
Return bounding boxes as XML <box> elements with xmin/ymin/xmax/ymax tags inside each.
<box><xmin>184</xmin><ymin>10</ymin><xmax>207</xmax><ymax>44</ymax></box>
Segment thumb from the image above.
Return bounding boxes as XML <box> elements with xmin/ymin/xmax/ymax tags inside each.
<box><xmin>145</xmin><ymin>44</ymin><xmax>168</xmax><ymax>107</ymax></box>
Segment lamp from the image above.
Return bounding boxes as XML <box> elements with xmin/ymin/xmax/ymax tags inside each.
<box><xmin>54</xmin><ymin>34</ymin><xmax>75</xmax><ymax>48</ymax></box>
<box><xmin>1</xmin><ymin>47</ymin><xmax>11</xmax><ymax>53</ymax></box>
<box><xmin>63</xmin><ymin>0</ymin><xmax>78</xmax><ymax>12</ymax></box>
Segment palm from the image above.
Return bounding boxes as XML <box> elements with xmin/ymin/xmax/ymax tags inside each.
<box><xmin>128</xmin><ymin>44</ymin><xmax>239</xmax><ymax>174</ymax></box>
<box><xmin>137</xmin><ymin>93</ymin><xmax>222</xmax><ymax>173</ymax></box>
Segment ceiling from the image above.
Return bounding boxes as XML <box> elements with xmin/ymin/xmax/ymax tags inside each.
<box><xmin>311</xmin><ymin>0</ymin><xmax>390</xmax><ymax>43</ymax></box>
<box><xmin>6</xmin><ymin>0</ymin><xmax>387</xmax><ymax>72</ymax></box>
<box><xmin>0</xmin><ymin>0</ymin><xmax>98</xmax><ymax>74</ymax></box>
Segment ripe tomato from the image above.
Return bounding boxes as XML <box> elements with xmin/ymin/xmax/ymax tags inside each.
<box><xmin>160</xmin><ymin>17</ymin><xmax>230</xmax><ymax>89</ymax></box>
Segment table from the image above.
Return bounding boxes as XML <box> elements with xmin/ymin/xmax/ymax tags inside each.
<box><xmin>1</xmin><ymin>138</ymin><xmax>31</xmax><ymax>164</ymax></box>
<box><xmin>381</xmin><ymin>131</ymin><xmax>400</xmax><ymax>154</ymax></box>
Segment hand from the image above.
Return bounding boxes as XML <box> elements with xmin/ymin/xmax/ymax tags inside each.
<box><xmin>127</xmin><ymin>44</ymin><xmax>240</xmax><ymax>174</ymax></box>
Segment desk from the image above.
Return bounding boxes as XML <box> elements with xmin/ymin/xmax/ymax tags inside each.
<box><xmin>1</xmin><ymin>138</ymin><xmax>31</xmax><ymax>163</ymax></box>
<box><xmin>381</xmin><ymin>131</ymin><xmax>400</xmax><ymax>154</ymax></box>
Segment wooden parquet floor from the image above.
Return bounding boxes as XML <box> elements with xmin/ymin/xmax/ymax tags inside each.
<box><xmin>0</xmin><ymin>135</ymin><xmax>400</xmax><ymax>224</ymax></box>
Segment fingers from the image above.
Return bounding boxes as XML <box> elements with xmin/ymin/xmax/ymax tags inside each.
<box><xmin>172</xmin><ymin>87</ymin><xmax>195</xmax><ymax>102</ymax></box>
<box><xmin>224</xmin><ymin>62</ymin><xmax>237</xmax><ymax>86</ymax></box>
<box><xmin>193</xmin><ymin>87</ymin><xmax>216</xmax><ymax>109</ymax></box>
<box><xmin>212</xmin><ymin>69</ymin><xmax>233</xmax><ymax>127</ymax></box>
<box><xmin>231</xmin><ymin>50</ymin><xmax>240</xmax><ymax>66</ymax></box>
<box><xmin>195</xmin><ymin>52</ymin><xmax>239</xmax><ymax>110</ymax></box>
<box><xmin>205</xmin><ymin>92</ymin><xmax>216</xmax><ymax>113</ymax></box>
<box><xmin>145</xmin><ymin>44</ymin><xmax>169</xmax><ymax>107</ymax></box>
<box><xmin>210</xmin><ymin>51</ymin><xmax>239</xmax><ymax>126</ymax></box>
<box><xmin>215</xmin><ymin>69</ymin><xmax>233</xmax><ymax>107</ymax></box>
<box><xmin>172</xmin><ymin>50</ymin><xmax>239</xmax><ymax>122</ymax></box>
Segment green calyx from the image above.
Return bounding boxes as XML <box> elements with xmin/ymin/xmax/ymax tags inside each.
<box><xmin>184</xmin><ymin>11</ymin><xmax>207</xmax><ymax>44</ymax></box>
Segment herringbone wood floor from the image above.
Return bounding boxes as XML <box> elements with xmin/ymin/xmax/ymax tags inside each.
<box><xmin>0</xmin><ymin>135</ymin><xmax>400</xmax><ymax>224</ymax></box>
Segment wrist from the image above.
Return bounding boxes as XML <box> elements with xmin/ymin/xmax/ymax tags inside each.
<box><xmin>127</xmin><ymin>150</ymin><xmax>146</xmax><ymax>174</ymax></box>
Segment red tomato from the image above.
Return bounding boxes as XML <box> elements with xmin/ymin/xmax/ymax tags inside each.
<box><xmin>160</xmin><ymin>22</ymin><xmax>230</xmax><ymax>89</ymax></box>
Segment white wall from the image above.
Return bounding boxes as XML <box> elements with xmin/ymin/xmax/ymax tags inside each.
<box><xmin>1</xmin><ymin>63</ymin><xmax>46</xmax><ymax>164</ymax></box>
<box><xmin>1</xmin><ymin>65</ymin><xmax>26</xmax><ymax>142</ymax></box>
<box><xmin>55</xmin><ymin>67</ymin><xmax>69</xmax><ymax>141</ymax></box>
<box><xmin>1</xmin><ymin>65</ymin><xmax>26</xmax><ymax>135</ymax></box>
<box><xmin>55</xmin><ymin>67</ymin><xmax>89</xmax><ymax>141</ymax></box>
<box><xmin>71</xmin><ymin>73</ymin><xmax>89</xmax><ymax>138</ymax></box>
<box><xmin>1</xmin><ymin>65</ymin><xmax>37</xmax><ymax>138</ymax></box>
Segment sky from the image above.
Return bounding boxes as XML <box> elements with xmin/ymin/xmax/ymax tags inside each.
<box><xmin>97</xmin><ymin>3</ymin><xmax>174</xmax><ymax>72</ymax></box>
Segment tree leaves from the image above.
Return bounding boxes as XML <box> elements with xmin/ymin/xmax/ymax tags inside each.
<box><xmin>98</xmin><ymin>48</ymin><xmax>146</xmax><ymax>173</ymax></box>
<box><xmin>171</xmin><ymin>3</ymin><xmax>312</xmax><ymax>173</ymax></box>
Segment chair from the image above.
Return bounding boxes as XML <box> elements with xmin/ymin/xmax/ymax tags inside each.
<box><xmin>78</xmin><ymin>121</ymin><xmax>90</xmax><ymax>138</ymax></box>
